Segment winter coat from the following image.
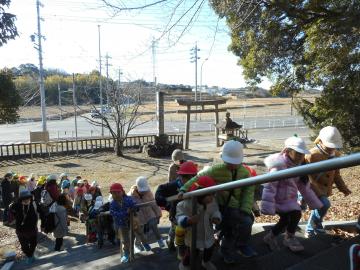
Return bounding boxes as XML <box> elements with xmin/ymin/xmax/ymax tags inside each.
<box><xmin>176</xmin><ymin>199</ymin><xmax>221</xmax><ymax>249</ymax></box>
<box><xmin>1</xmin><ymin>178</ymin><xmax>12</xmax><ymax>207</ymax></box>
<box><xmin>32</xmin><ymin>186</ymin><xmax>44</xmax><ymax>205</ymax></box>
<box><xmin>41</xmin><ymin>183</ymin><xmax>60</xmax><ymax>207</ymax></box>
<box><xmin>53</xmin><ymin>204</ymin><xmax>68</xmax><ymax>238</ymax></box>
<box><xmin>155</xmin><ymin>179</ymin><xmax>183</xmax><ymax>222</ymax></box>
<box><xmin>261</xmin><ymin>153</ymin><xmax>323</xmax><ymax>215</ymax></box>
<box><xmin>10</xmin><ymin>201</ymin><xmax>38</xmax><ymax>233</ymax></box>
<box><xmin>181</xmin><ymin>163</ymin><xmax>254</xmax><ymax>215</ymax></box>
<box><xmin>168</xmin><ymin>163</ymin><xmax>180</xmax><ymax>182</ymax></box>
<box><xmin>129</xmin><ymin>185</ymin><xmax>161</xmax><ymax>225</ymax></box>
<box><xmin>10</xmin><ymin>180</ymin><xmax>19</xmax><ymax>200</ymax></box>
<box><xmin>305</xmin><ymin>146</ymin><xmax>350</xmax><ymax>197</ymax></box>
<box><xmin>110</xmin><ymin>196</ymin><xmax>136</xmax><ymax>228</ymax></box>
<box><xmin>27</xmin><ymin>179</ymin><xmax>37</xmax><ymax>192</ymax></box>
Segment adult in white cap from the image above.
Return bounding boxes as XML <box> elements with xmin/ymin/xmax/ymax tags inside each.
<box><xmin>180</xmin><ymin>140</ymin><xmax>257</xmax><ymax>263</ymax></box>
<box><xmin>261</xmin><ymin>136</ymin><xmax>323</xmax><ymax>253</ymax></box>
<box><xmin>305</xmin><ymin>126</ymin><xmax>351</xmax><ymax>237</ymax></box>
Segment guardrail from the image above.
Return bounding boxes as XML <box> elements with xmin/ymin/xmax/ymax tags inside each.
<box><xmin>0</xmin><ymin>134</ymin><xmax>183</xmax><ymax>160</ymax></box>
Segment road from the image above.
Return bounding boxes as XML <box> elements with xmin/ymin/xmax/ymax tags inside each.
<box><xmin>0</xmin><ymin>114</ymin><xmax>305</xmax><ymax>144</ymax></box>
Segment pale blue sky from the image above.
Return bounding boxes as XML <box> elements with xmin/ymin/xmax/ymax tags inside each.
<box><xmin>0</xmin><ymin>0</ymin><xmax>271</xmax><ymax>89</ymax></box>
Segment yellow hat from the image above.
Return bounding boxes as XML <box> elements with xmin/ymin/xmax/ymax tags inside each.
<box><xmin>37</xmin><ymin>176</ymin><xmax>46</xmax><ymax>186</ymax></box>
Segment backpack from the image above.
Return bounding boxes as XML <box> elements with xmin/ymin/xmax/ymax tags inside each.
<box><xmin>43</xmin><ymin>202</ymin><xmax>58</xmax><ymax>234</ymax></box>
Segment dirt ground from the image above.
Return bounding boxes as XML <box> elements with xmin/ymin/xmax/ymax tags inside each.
<box><xmin>0</xmin><ymin>135</ymin><xmax>359</xmax><ymax>261</ymax></box>
<box><xmin>18</xmin><ymin>96</ymin><xmax>316</xmax><ymax>121</ymax></box>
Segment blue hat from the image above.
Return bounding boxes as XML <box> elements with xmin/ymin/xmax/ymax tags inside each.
<box><xmin>19</xmin><ymin>190</ymin><xmax>32</xmax><ymax>200</ymax></box>
<box><xmin>61</xmin><ymin>179</ymin><xmax>71</xmax><ymax>189</ymax></box>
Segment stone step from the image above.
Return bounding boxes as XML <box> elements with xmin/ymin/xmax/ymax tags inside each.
<box><xmin>286</xmin><ymin>235</ymin><xmax>360</xmax><ymax>270</ymax></box>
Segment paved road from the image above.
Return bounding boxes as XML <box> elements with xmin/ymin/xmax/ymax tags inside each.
<box><xmin>0</xmin><ymin>114</ymin><xmax>304</xmax><ymax>144</ymax></box>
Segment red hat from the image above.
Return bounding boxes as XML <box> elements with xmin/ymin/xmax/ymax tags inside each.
<box><xmin>76</xmin><ymin>187</ymin><xmax>84</xmax><ymax>195</ymax></box>
<box><xmin>110</xmin><ymin>183</ymin><xmax>124</xmax><ymax>193</ymax></box>
<box><xmin>19</xmin><ymin>176</ymin><xmax>27</xmax><ymax>184</ymax></box>
<box><xmin>177</xmin><ymin>161</ymin><xmax>198</xmax><ymax>175</ymax></box>
<box><xmin>189</xmin><ymin>176</ymin><xmax>216</xmax><ymax>192</ymax></box>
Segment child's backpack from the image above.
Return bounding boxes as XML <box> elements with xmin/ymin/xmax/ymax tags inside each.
<box><xmin>43</xmin><ymin>202</ymin><xmax>58</xmax><ymax>234</ymax></box>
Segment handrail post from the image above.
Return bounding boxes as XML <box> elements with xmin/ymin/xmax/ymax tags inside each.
<box><xmin>129</xmin><ymin>209</ymin><xmax>135</xmax><ymax>262</ymax></box>
<box><xmin>190</xmin><ymin>196</ymin><xmax>197</xmax><ymax>270</ymax></box>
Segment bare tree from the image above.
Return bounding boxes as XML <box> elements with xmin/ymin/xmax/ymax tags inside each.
<box><xmin>83</xmin><ymin>83</ymin><xmax>151</xmax><ymax>156</ymax></box>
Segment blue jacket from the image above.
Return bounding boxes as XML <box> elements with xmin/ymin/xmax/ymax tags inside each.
<box><xmin>110</xmin><ymin>196</ymin><xmax>136</xmax><ymax>227</ymax></box>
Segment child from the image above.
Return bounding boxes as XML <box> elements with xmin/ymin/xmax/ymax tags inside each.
<box><xmin>304</xmin><ymin>126</ymin><xmax>351</xmax><ymax>237</ymax></box>
<box><xmin>96</xmin><ymin>196</ymin><xmax>116</xmax><ymax>248</ymax></box>
<box><xmin>109</xmin><ymin>182</ymin><xmax>136</xmax><ymax>263</ymax></box>
<box><xmin>1</xmin><ymin>172</ymin><xmax>13</xmax><ymax>225</ymax></box>
<box><xmin>129</xmin><ymin>176</ymin><xmax>163</xmax><ymax>251</ymax></box>
<box><xmin>72</xmin><ymin>187</ymin><xmax>85</xmax><ymax>217</ymax></box>
<box><xmin>53</xmin><ymin>194</ymin><xmax>68</xmax><ymax>251</ymax></box>
<box><xmin>261</xmin><ymin>136</ymin><xmax>323</xmax><ymax>252</ymax></box>
<box><xmin>168</xmin><ymin>149</ymin><xmax>186</xmax><ymax>182</ymax></box>
<box><xmin>10</xmin><ymin>190</ymin><xmax>38</xmax><ymax>264</ymax></box>
<box><xmin>58</xmin><ymin>173</ymin><xmax>69</xmax><ymax>190</ymax></box>
<box><xmin>18</xmin><ymin>176</ymin><xmax>28</xmax><ymax>193</ymax></box>
<box><xmin>176</xmin><ymin>176</ymin><xmax>220</xmax><ymax>270</ymax></box>
<box><xmin>27</xmin><ymin>174</ymin><xmax>37</xmax><ymax>192</ymax></box>
<box><xmin>155</xmin><ymin>161</ymin><xmax>198</xmax><ymax>253</ymax></box>
<box><xmin>79</xmin><ymin>193</ymin><xmax>93</xmax><ymax>223</ymax></box>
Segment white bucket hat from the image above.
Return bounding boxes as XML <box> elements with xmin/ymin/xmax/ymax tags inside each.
<box><xmin>316</xmin><ymin>126</ymin><xmax>343</xmax><ymax>149</ymax></box>
<box><xmin>221</xmin><ymin>140</ymin><xmax>244</xmax><ymax>165</ymax></box>
<box><xmin>285</xmin><ymin>136</ymin><xmax>310</xmax><ymax>154</ymax></box>
<box><xmin>136</xmin><ymin>176</ymin><xmax>150</xmax><ymax>192</ymax></box>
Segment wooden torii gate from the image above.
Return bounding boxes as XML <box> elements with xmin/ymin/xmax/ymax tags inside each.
<box><xmin>176</xmin><ymin>99</ymin><xmax>227</xmax><ymax>149</ymax></box>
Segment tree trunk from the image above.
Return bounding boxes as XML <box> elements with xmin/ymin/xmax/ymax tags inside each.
<box><xmin>115</xmin><ymin>138</ymin><xmax>124</xmax><ymax>157</ymax></box>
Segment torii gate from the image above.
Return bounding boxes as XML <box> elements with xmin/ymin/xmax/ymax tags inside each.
<box><xmin>176</xmin><ymin>99</ymin><xmax>227</xmax><ymax>149</ymax></box>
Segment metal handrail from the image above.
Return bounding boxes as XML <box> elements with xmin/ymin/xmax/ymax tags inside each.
<box><xmin>167</xmin><ymin>152</ymin><xmax>360</xmax><ymax>201</ymax></box>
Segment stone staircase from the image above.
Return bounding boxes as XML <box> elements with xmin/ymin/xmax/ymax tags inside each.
<box><xmin>8</xmin><ymin>223</ymin><xmax>359</xmax><ymax>270</ymax></box>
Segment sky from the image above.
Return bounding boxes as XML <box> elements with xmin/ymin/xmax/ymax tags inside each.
<box><xmin>0</xmin><ymin>0</ymin><xmax>271</xmax><ymax>89</ymax></box>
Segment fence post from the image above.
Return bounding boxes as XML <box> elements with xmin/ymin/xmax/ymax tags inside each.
<box><xmin>190</xmin><ymin>196</ymin><xmax>198</xmax><ymax>270</ymax></box>
<box><xmin>129</xmin><ymin>210</ymin><xmax>135</xmax><ymax>262</ymax></box>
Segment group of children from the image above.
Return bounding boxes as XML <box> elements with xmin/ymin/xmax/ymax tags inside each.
<box><xmin>0</xmin><ymin>125</ymin><xmax>357</xmax><ymax>269</ymax></box>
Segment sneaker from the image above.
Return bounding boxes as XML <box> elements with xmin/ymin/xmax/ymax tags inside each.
<box><xmin>135</xmin><ymin>243</ymin><xmax>145</xmax><ymax>252</ymax></box>
<box><xmin>304</xmin><ymin>230</ymin><xmax>316</xmax><ymax>238</ymax></box>
<box><xmin>120</xmin><ymin>253</ymin><xmax>129</xmax><ymax>263</ymax></box>
<box><xmin>237</xmin><ymin>245</ymin><xmax>258</xmax><ymax>257</ymax></box>
<box><xmin>158</xmin><ymin>239</ymin><xmax>165</xmax><ymax>248</ymax></box>
<box><xmin>201</xmin><ymin>260</ymin><xmax>217</xmax><ymax>270</ymax></box>
<box><xmin>310</xmin><ymin>219</ymin><xmax>326</xmax><ymax>234</ymax></box>
<box><xmin>178</xmin><ymin>262</ymin><xmax>190</xmax><ymax>270</ymax></box>
<box><xmin>26</xmin><ymin>256</ymin><xmax>35</xmax><ymax>264</ymax></box>
<box><xmin>349</xmin><ymin>244</ymin><xmax>360</xmax><ymax>270</ymax></box>
<box><xmin>263</xmin><ymin>231</ymin><xmax>280</xmax><ymax>251</ymax></box>
<box><xmin>283</xmin><ymin>235</ymin><xmax>304</xmax><ymax>252</ymax></box>
<box><xmin>143</xmin><ymin>243</ymin><xmax>151</xmax><ymax>252</ymax></box>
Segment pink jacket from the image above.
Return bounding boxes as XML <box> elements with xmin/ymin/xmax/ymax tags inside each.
<box><xmin>261</xmin><ymin>153</ymin><xmax>323</xmax><ymax>215</ymax></box>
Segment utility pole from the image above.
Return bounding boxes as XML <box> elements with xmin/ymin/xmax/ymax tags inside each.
<box><xmin>190</xmin><ymin>43</ymin><xmax>200</xmax><ymax>101</ymax></box>
<box><xmin>72</xmin><ymin>73</ymin><xmax>78</xmax><ymax>155</ymax></box>
<box><xmin>190</xmin><ymin>43</ymin><xmax>200</xmax><ymax>120</ymax></box>
<box><xmin>98</xmin><ymin>25</ymin><xmax>104</xmax><ymax>136</ymax></box>
<box><xmin>152</xmin><ymin>38</ymin><xmax>158</xmax><ymax>120</ymax></box>
<box><xmin>105</xmin><ymin>53</ymin><xmax>112</xmax><ymax>106</ymax></box>
<box><xmin>118</xmin><ymin>68</ymin><xmax>123</xmax><ymax>103</ymax></box>
<box><xmin>58</xmin><ymin>82</ymin><xmax>62</xmax><ymax>120</ymax></box>
<box><xmin>35</xmin><ymin>0</ymin><xmax>47</xmax><ymax>131</ymax></box>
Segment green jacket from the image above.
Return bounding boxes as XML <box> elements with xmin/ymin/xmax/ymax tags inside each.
<box><xmin>180</xmin><ymin>163</ymin><xmax>255</xmax><ymax>215</ymax></box>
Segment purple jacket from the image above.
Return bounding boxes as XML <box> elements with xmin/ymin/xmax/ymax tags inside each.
<box><xmin>261</xmin><ymin>153</ymin><xmax>323</xmax><ymax>215</ymax></box>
